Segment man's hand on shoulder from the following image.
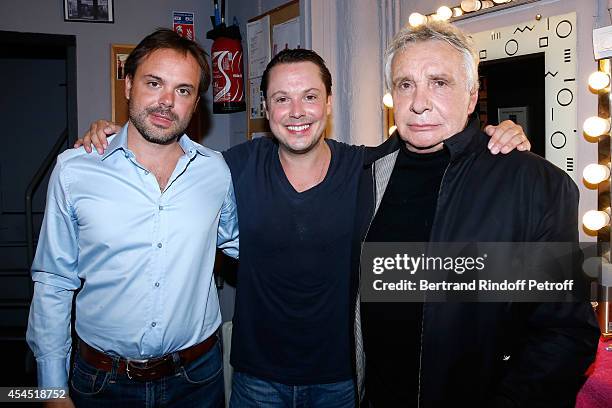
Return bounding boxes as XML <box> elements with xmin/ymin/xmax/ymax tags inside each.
<box><xmin>73</xmin><ymin>119</ymin><xmax>120</xmax><ymax>154</ymax></box>
<box><xmin>485</xmin><ymin>120</ymin><xmax>531</xmax><ymax>155</ymax></box>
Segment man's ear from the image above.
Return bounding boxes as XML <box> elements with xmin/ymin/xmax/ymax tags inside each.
<box><xmin>263</xmin><ymin>100</ymin><xmax>269</xmax><ymax>120</ymax></box>
<box><xmin>124</xmin><ymin>74</ymin><xmax>132</xmax><ymax>101</ymax></box>
<box><xmin>326</xmin><ymin>94</ymin><xmax>332</xmax><ymax>116</ymax></box>
<box><xmin>467</xmin><ymin>88</ymin><xmax>478</xmax><ymax>114</ymax></box>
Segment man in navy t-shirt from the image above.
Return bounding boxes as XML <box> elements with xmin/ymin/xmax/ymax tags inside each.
<box><xmin>222</xmin><ymin>50</ymin><xmax>364</xmax><ymax>407</ymax></box>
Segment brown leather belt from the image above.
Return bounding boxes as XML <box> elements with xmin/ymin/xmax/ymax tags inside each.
<box><xmin>78</xmin><ymin>334</ymin><xmax>218</xmax><ymax>381</ymax></box>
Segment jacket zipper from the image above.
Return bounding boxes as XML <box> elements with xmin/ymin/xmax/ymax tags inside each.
<box><xmin>417</xmin><ymin>160</ymin><xmax>452</xmax><ymax>408</ymax></box>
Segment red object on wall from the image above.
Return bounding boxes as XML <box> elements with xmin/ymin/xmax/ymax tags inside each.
<box><xmin>211</xmin><ymin>36</ymin><xmax>246</xmax><ymax>113</ymax></box>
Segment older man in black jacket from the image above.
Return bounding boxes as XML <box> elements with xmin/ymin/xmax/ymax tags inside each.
<box><xmin>355</xmin><ymin>21</ymin><xmax>600</xmax><ymax>407</ymax></box>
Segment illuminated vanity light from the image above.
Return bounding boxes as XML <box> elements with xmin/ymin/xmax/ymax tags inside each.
<box><xmin>453</xmin><ymin>7</ymin><xmax>464</xmax><ymax>17</ymax></box>
<box><xmin>583</xmin><ymin>116</ymin><xmax>611</xmax><ymax>137</ymax></box>
<box><xmin>492</xmin><ymin>0</ymin><xmax>512</xmax><ymax>3</ymax></box>
<box><xmin>383</xmin><ymin>93</ymin><xmax>394</xmax><ymax>108</ymax></box>
<box><xmin>388</xmin><ymin>125</ymin><xmax>398</xmax><ymax>136</ymax></box>
<box><xmin>460</xmin><ymin>0</ymin><xmax>482</xmax><ymax>12</ymax></box>
<box><xmin>583</xmin><ymin>163</ymin><xmax>611</xmax><ymax>184</ymax></box>
<box><xmin>408</xmin><ymin>12</ymin><xmax>427</xmax><ymax>27</ymax></box>
<box><xmin>481</xmin><ymin>0</ymin><xmax>495</xmax><ymax>9</ymax></box>
<box><xmin>583</xmin><ymin>210</ymin><xmax>610</xmax><ymax>231</ymax></box>
<box><xmin>436</xmin><ymin>6</ymin><xmax>453</xmax><ymax>21</ymax></box>
<box><xmin>588</xmin><ymin>71</ymin><xmax>611</xmax><ymax>91</ymax></box>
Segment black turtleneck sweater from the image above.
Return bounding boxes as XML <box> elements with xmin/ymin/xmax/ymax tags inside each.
<box><xmin>361</xmin><ymin>141</ymin><xmax>450</xmax><ymax>407</ymax></box>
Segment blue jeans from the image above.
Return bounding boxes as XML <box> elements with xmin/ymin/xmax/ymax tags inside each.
<box><xmin>70</xmin><ymin>341</ymin><xmax>224</xmax><ymax>407</ymax></box>
<box><xmin>230</xmin><ymin>371</ymin><xmax>356</xmax><ymax>408</ymax></box>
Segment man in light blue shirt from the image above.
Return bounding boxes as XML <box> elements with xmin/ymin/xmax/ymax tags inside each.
<box><xmin>26</xmin><ymin>29</ymin><xmax>238</xmax><ymax>407</ymax></box>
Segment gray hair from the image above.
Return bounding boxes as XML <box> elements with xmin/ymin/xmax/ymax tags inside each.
<box><xmin>384</xmin><ymin>21</ymin><xmax>479</xmax><ymax>93</ymax></box>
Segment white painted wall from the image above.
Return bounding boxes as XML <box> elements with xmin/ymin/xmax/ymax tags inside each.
<box><xmin>400</xmin><ymin>0</ymin><xmax>602</xmax><ymax>240</ymax></box>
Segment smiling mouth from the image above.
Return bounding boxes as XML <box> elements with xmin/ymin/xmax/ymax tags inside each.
<box><xmin>286</xmin><ymin>124</ymin><xmax>311</xmax><ymax>132</ymax></box>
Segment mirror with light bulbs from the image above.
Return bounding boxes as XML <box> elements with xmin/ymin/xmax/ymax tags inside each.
<box><xmin>582</xmin><ymin>58</ymin><xmax>611</xmax><ymax>236</ymax></box>
<box><xmin>471</xmin><ymin>12</ymin><xmax>578</xmax><ymax>181</ymax></box>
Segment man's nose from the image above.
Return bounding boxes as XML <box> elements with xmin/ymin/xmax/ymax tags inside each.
<box><xmin>410</xmin><ymin>86</ymin><xmax>431</xmax><ymax>114</ymax></box>
<box><xmin>289</xmin><ymin>99</ymin><xmax>305</xmax><ymax>118</ymax></box>
<box><xmin>159</xmin><ymin>89</ymin><xmax>175</xmax><ymax>108</ymax></box>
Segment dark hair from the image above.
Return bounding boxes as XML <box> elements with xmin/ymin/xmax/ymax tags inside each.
<box><xmin>124</xmin><ymin>28</ymin><xmax>211</xmax><ymax>96</ymax></box>
<box><xmin>260</xmin><ymin>48</ymin><xmax>332</xmax><ymax>99</ymax></box>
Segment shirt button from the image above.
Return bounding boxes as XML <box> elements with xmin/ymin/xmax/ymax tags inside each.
<box><xmin>157</xmin><ymin>243</ymin><xmax>162</xmax><ymax>248</ymax></box>
<box><xmin>124</xmin><ymin>153</ymin><xmax>129</xmax><ymax>158</ymax></box>
<box><xmin>155</xmin><ymin>282</ymin><xmax>160</xmax><ymax>287</ymax></box>
<box><xmin>151</xmin><ymin>322</ymin><xmax>156</xmax><ymax>327</ymax></box>
<box><xmin>158</xmin><ymin>205</ymin><xmax>164</xmax><ymax>211</ymax></box>
<box><xmin>144</xmin><ymin>170</ymin><xmax>149</xmax><ymax>175</ymax></box>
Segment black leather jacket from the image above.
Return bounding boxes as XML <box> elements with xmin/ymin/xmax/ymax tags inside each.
<box><xmin>352</xmin><ymin>116</ymin><xmax>600</xmax><ymax>407</ymax></box>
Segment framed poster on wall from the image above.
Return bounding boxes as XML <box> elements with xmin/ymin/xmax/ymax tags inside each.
<box><xmin>111</xmin><ymin>44</ymin><xmax>135</xmax><ymax>125</ymax></box>
<box><xmin>64</xmin><ymin>0</ymin><xmax>114</xmax><ymax>23</ymax></box>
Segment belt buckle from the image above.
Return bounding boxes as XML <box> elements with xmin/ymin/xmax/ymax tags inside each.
<box><xmin>125</xmin><ymin>358</ymin><xmax>150</xmax><ymax>380</ymax></box>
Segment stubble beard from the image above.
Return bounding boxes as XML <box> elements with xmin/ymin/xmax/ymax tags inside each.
<box><xmin>129</xmin><ymin>104</ymin><xmax>189</xmax><ymax>145</ymax></box>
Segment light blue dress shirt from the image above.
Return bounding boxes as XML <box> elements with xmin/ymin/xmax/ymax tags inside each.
<box><xmin>26</xmin><ymin>124</ymin><xmax>239</xmax><ymax>388</ymax></box>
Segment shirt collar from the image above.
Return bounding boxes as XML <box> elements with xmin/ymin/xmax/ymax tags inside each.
<box><xmin>101</xmin><ymin>123</ymin><xmax>209</xmax><ymax>160</ymax></box>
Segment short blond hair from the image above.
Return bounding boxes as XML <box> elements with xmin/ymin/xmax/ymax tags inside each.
<box><xmin>384</xmin><ymin>21</ymin><xmax>479</xmax><ymax>93</ymax></box>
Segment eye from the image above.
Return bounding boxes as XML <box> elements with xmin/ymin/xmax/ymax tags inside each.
<box><xmin>397</xmin><ymin>80</ymin><xmax>413</xmax><ymax>91</ymax></box>
<box><xmin>433</xmin><ymin>80</ymin><xmax>448</xmax><ymax>88</ymax></box>
<box><xmin>274</xmin><ymin>96</ymin><xmax>289</xmax><ymax>104</ymax></box>
<box><xmin>177</xmin><ymin>88</ymin><xmax>191</xmax><ymax>96</ymax></box>
<box><xmin>147</xmin><ymin>81</ymin><xmax>160</xmax><ymax>88</ymax></box>
<box><xmin>305</xmin><ymin>94</ymin><xmax>318</xmax><ymax>102</ymax></box>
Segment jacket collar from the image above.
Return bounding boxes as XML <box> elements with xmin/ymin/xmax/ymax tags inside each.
<box><xmin>441</xmin><ymin>113</ymin><xmax>482</xmax><ymax>160</ymax></box>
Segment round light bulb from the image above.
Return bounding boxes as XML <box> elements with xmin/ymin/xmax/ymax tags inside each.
<box><xmin>408</xmin><ymin>12</ymin><xmax>427</xmax><ymax>27</ymax></box>
<box><xmin>453</xmin><ymin>7</ymin><xmax>464</xmax><ymax>17</ymax></box>
<box><xmin>588</xmin><ymin>71</ymin><xmax>610</xmax><ymax>91</ymax></box>
<box><xmin>492</xmin><ymin>0</ymin><xmax>511</xmax><ymax>3</ymax></box>
<box><xmin>583</xmin><ymin>210</ymin><xmax>610</xmax><ymax>231</ymax></box>
<box><xmin>436</xmin><ymin>6</ymin><xmax>453</xmax><ymax>21</ymax></box>
<box><xmin>583</xmin><ymin>116</ymin><xmax>611</xmax><ymax>137</ymax></box>
<box><xmin>583</xmin><ymin>164</ymin><xmax>611</xmax><ymax>184</ymax></box>
<box><xmin>388</xmin><ymin>125</ymin><xmax>398</xmax><ymax>136</ymax></box>
<box><xmin>481</xmin><ymin>0</ymin><xmax>494</xmax><ymax>8</ymax></box>
<box><xmin>383</xmin><ymin>93</ymin><xmax>394</xmax><ymax>108</ymax></box>
<box><xmin>461</xmin><ymin>0</ymin><xmax>481</xmax><ymax>12</ymax></box>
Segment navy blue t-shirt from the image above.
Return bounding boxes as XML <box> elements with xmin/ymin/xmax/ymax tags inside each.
<box><xmin>223</xmin><ymin>137</ymin><xmax>364</xmax><ymax>385</ymax></box>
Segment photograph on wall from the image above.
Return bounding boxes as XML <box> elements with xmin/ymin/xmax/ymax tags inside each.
<box><xmin>64</xmin><ymin>0</ymin><xmax>114</xmax><ymax>23</ymax></box>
